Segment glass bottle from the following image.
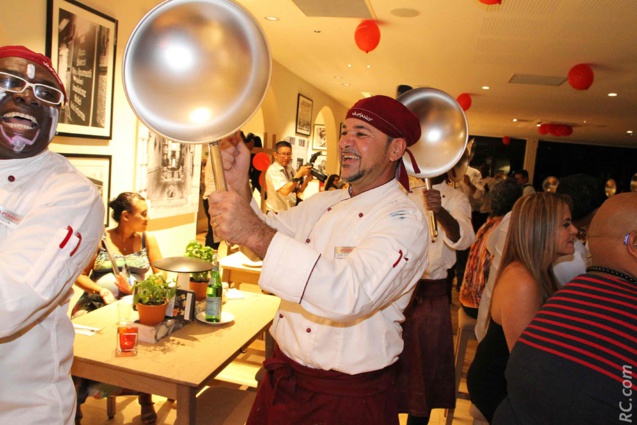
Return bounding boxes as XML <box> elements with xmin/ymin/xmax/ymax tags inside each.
<box><xmin>205</xmin><ymin>255</ymin><xmax>223</xmax><ymax>322</ymax></box>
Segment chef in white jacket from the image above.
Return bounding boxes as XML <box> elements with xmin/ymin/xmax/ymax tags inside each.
<box><xmin>0</xmin><ymin>46</ymin><xmax>104</xmax><ymax>425</ymax></box>
<box><xmin>209</xmin><ymin>95</ymin><xmax>428</xmax><ymax>425</ymax></box>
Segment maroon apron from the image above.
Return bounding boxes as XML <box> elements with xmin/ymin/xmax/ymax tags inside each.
<box><xmin>247</xmin><ymin>346</ymin><xmax>400</xmax><ymax>425</ymax></box>
<box><xmin>396</xmin><ymin>278</ymin><xmax>456</xmax><ymax>417</ymax></box>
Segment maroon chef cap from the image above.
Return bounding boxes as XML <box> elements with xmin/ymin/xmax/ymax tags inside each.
<box><xmin>345</xmin><ymin>95</ymin><xmax>422</xmax><ymax>190</ymax></box>
<box><xmin>0</xmin><ymin>45</ymin><xmax>66</xmax><ymax>101</ymax></box>
<box><xmin>345</xmin><ymin>95</ymin><xmax>421</xmax><ymax>146</ymax></box>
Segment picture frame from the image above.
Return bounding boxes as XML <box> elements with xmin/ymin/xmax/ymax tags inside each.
<box><xmin>135</xmin><ymin>122</ymin><xmax>202</xmax><ymax>219</ymax></box>
<box><xmin>62</xmin><ymin>153</ymin><xmax>112</xmax><ymax>226</ymax></box>
<box><xmin>46</xmin><ymin>0</ymin><xmax>118</xmax><ymax>139</ymax></box>
<box><xmin>295</xmin><ymin>94</ymin><xmax>313</xmax><ymax>136</ymax></box>
<box><xmin>339</xmin><ymin>122</ymin><xmax>346</xmax><ymax>139</ymax></box>
<box><xmin>312</xmin><ymin>124</ymin><xmax>327</xmax><ymax>150</ymax></box>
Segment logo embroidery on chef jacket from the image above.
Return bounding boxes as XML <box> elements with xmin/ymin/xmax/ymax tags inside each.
<box><xmin>0</xmin><ymin>205</ymin><xmax>23</xmax><ymax>229</ymax></box>
<box><xmin>334</xmin><ymin>246</ymin><xmax>354</xmax><ymax>259</ymax></box>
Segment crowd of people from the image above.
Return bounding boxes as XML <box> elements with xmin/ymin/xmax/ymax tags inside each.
<box><xmin>1</xmin><ymin>44</ymin><xmax>634</xmax><ymax>425</ymax></box>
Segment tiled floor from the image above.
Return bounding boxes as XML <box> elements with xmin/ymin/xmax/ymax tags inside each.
<box><xmin>77</xmin><ymin>240</ymin><xmax>478</xmax><ymax>424</ymax></box>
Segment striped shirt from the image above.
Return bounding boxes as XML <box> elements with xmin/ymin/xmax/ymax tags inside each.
<box><xmin>493</xmin><ymin>272</ymin><xmax>637</xmax><ymax>424</ymax></box>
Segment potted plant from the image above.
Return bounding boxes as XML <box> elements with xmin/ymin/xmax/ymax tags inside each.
<box><xmin>132</xmin><ymin>273</ymin><xmax>177</xmax><ymax>325</ymax></box>
<box><xmin>184</xmin><ymin>240</ymin><xmax>216</xmax><ymax>300</ymax></box>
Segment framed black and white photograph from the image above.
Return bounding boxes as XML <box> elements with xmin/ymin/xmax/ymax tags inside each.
<box><xmin>339</xmin><ymin>122</ymin><xmax>346</xmax><ymax>139</ymax></box>
<box><xmin>312</xmin><ymin>124</ymin><xmax>327</xmax><ymax>150</ymax></box>
<box><xmin>46</xmin><ymin>0</ymin><xmax>117</xmax><ymax>139</ymax></box>
<box><xmin>62</xmin><ymin>153</ymin><xmax>111</xmax><ymax>226</ymax></box>
<box><xmin>135</xmin><ymin>122</ymin><xmax>202</xmax><ymax>219</ymax></box>
<box><xmin>295</xmin><ymin>94</ymin><xmax>313</xmax><ymax>136</ymax></box>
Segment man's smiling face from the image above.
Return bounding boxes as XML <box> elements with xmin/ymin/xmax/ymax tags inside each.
<box><xmin>0</xmin><ymin>57</ymin><xmax>61</xmax><ymax>159</ymax></box>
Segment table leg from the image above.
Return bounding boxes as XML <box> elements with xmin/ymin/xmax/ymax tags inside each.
<box><xmin>175</xmin><ymin>385</ymin><xmax>197</xmax><ymax>425</ymax></box>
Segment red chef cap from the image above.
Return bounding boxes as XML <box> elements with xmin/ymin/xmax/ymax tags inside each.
<box><xmin>0</xmin><ymin>45</ymin><xmax>66</xmax><ymax>101</ymax></box>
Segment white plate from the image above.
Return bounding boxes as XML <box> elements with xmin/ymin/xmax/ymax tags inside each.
<box><xmin>196</xmin><ymin>311</ymin><xmax>235</xmax><ymax>325</ymax></box>
<box><xmin>242</xmin><ymin>260</ymin><xmax>263</xmax><ymax>268</ymax></box>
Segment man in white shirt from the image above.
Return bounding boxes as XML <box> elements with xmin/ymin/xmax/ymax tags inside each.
<box><xmin>209</xmin><ymin>95</ymin><xmax>428</xmax><ymax>425</ymax></box>
<box><xmin>398</xmin><ymin>174</ymin><xmax>474</xmax><ymax>423</ymax></box>
<box><xmin>0</xmin><ymin>46</ymin><xmax>104</xmax><ymax>425</ymax></box>
<box><xmin>514</xmin><ymin>169</ymin><xmax>536</xmax><ymax>196</ymax></box>
<box><xmin>264</xmin><ymin>140</ymin><xmax>312</xmax><ymax>213</ymax></box>
<box><xmin>451</xmin><ymin>165</ymin><xmax>485</xmax><ymax>291</ymax></box>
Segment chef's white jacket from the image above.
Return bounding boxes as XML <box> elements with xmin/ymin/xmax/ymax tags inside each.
<box><xmin>0</xmin><ymin>150</ymin><xmax>104</xmax><ymax>424</ymax></box>
<box><xmin>256</xmin><ymin>180</ymin><xmax>428</xmax><ymax>374</ymax></box>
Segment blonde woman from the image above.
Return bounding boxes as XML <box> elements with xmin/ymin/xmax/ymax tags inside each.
<box><xmin>467</xmin><ymin>192</ymin><xmax>578</xmax><ymax>422</ymax></box>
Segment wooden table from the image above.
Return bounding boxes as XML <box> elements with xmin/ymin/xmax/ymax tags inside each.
<box><xmin>72</xmin><ymin>291</ymin><xmax>280</xmax><ymax>425</ymax></box>
<box><xmin>219</xmin><ymin>252</ymin><xmax>262</xmax><ymax>287</ymax></box>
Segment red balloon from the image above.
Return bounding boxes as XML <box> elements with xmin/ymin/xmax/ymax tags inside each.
<box><xmin>457</xmin><ymin>93</ymin><xmax>472</xmax><ymax>111</ymax></box>
<box><xmin>568</xmin><ymin>64</ymin><xmax>594</xmax><ymax>90</ymax></box>
<box><xmin>355</xmin><ymin>20</ymin><xmax>381</xmax><ymax>53</ymax></box>
<box><xmin>538</xmin><ymin>124</ymin><xmax>549</xmax><ymax>135</ymax></box>
<box><xmin>252</xmin><ymin>152</ymin><xmax>271</xmax><ymax>171</ymax></box>
<box><xmin>479</xmin><ymin>0</ymin><xmax>502</xmax><ymax>4</ymax></box>
<box><xmin>502</xmin><ymin>136</ymin><xmax>511</xmax><ymax>146</ymax></box>
<box><xmin>555</xmin><ymin>125</ymin><xmax>567</xmax><ymax>136</ymax></box>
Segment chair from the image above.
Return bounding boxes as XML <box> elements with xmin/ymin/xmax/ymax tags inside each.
<box><xmin>196</xmin><ymin>385</ymin><xmax>257</xmax><ymax>425</ymax></box>
<box><xmin>445</xmin><ymin>308</ymin><xmax>477</xmax><ymax>425</ymax></box>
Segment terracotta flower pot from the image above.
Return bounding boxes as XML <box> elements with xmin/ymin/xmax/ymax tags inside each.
<box><xmin>136</xmin><ymin>301</ymin><xmax>168</xmax><ymax>326</ymax></box>
<box><xmin>189</xmin><ymin>280</ymin><xmax>208</xmax><ymax>301</ymax></box>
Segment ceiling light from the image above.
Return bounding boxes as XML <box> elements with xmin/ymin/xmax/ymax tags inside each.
<box><xmin>628</xmin><ymin>130</ymin><xmax>634</xmax><ymax>135</ymax></box>
<box><xmin>334</xmin><ymin>76</ymin><xmax>343</xmax><ymax>79</ymax></box>
<box><xmin>361</xmin><ymin>92</ymin><xmax>374</xmax><ymax>98</ymax></box>
<box><xmin>482</xmin><ymin>86</ymin><xmax>490</xmax><ymax>90</ymax></box>
<box><xmin>265</xmin><ymin>16</ymin><xmax>279</xmax><ymax>21</ymax></box>
<box><xmin>512</xmin><ymin>118</ymin><xmax>518</xmax><ymax>122</ymax></box>
<box><xmin>390</xmin><ymin>8</ymin><xmax>420</xmax><ymax>18</ymax></box>
<box><xmin>366</xmin><ymin>65</ymin><xmax>372</xmax><ymax>69</ymax></box>
<box><xmin>347</xmin><ymin>64</ymin><xmax>352</xmax><ymax>68</ymax></box>
<box><xmin>608</xmin><ymin>92</ymin><xmax>618</xmax><ymax>97</ymax></box>
<box><xmin>343</xmin><ymin>83</ymin><xmax>350</xmax><ymax>87</ymax></box>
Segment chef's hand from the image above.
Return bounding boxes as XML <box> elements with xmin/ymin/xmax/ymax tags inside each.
<box><xmin>422</xmin><ymin>188</ymin><xmax>442</xmax><ymax>213</ymax></box>
<box><xmin>217</xmin><ymin>131</ymin><xmax>252</xmax><ymax>200</ymax></box>
<box><xmin>208</xmin><ymin>190</ymin><xmax>276</xmax><ymax>260</ymax></box>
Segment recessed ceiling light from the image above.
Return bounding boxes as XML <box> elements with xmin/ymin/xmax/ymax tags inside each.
<box><xmin>347</xmin><ymin>64</ymin><xmax>352</xmax><ymax>68</ymax></box>
<box><xmin>628</xmin><ymin>130</ymin><xmax>634</xmax><ymax>135</ymax></box>
<box><xmin>265</xmin><ymin>16</ymin><xmax>279</xmax><ymax>21</ymax></box>
<box><xmin>361</xmin><ymin>92</ymin><xmax>374</xmax><ymax>98</ymax></box>
<box><xmin>608</xmin><ymin>92</ymin><xmax>618</xmax><ymax>97</ymax></box>
<box><xmin>390</xmin><ymin>8</ymin><xmax>420</xmax><ymax>18</ymax></box>
<box><xmin>366</xmin><ymin>65</ymin><xmax>372</xmax><ymax>69</ymax></box>
<box><xmin>343</xmin><ymin>83</ymin><xmax>351</xmax><ymax>87</ymax></box>
<box><xmin>482</xmin><ymin>86</ymin><xmax>490</xmax><ymax>90</ymax></box>
<box><xmin>334</xmin><ymin>76</ymin><xmax>343</xmax><ymax>79</ymax></box>
<box><xmin>512</xmin><ymin>118</ymin><xmax>518</xmax><ymax>122</ymax></box>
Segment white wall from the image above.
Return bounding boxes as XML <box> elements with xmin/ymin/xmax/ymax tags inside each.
<box><xmin>0</xmin><ymin>0</ymin><xmax>348</xmax><ymax>256</ymax></box>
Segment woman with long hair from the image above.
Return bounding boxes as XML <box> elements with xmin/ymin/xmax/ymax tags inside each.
<box><xmin>466</xmin><ymin>192</ymin><xmax>578</xmax><ymax>422</ymax></box>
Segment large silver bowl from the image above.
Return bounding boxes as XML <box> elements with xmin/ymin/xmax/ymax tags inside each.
<box><xmin>397</xmin><ymin>88</ymin><xmax>468</xmax><ymax>179</ymax></box>
<box><xmin>123</xmin><ymin>0</ymin><xmax>271</xmax><ymax>143</ymax></box>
